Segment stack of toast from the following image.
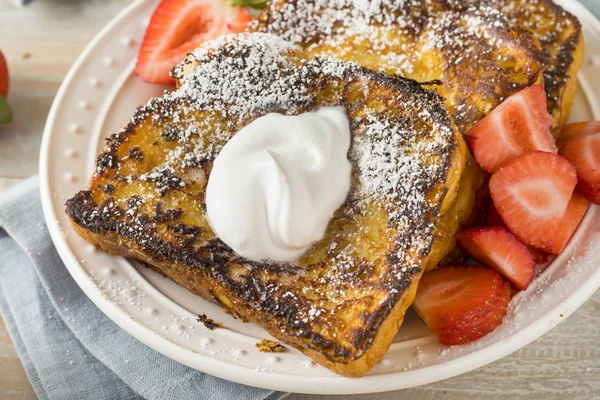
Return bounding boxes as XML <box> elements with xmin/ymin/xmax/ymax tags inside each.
<box><xmin>67</xmin><ymin>0</ymin><xmax>584</xmax><ymax>376</ymax></box>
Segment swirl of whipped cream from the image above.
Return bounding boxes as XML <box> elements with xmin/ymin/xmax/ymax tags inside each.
<box><xmin>206</xmin><ymin>106</ymin><xmax>352</xmax><ymax>262</ymax></box>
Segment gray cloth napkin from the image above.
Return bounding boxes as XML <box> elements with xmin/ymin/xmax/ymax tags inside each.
<box><xmin>0</xmin><ymin>177</ymin><xmax>287</xmax><ymax>400</ymax></box>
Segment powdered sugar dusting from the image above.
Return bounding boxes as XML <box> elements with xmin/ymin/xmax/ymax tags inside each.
<box><xmin>71</xmin><ymin>33</ymin><xmax>458</xmax><ymax>354</ymax></box>
<box><xmin>171</xmin><ymin>33</ymin><xmax>314</xmax><ymax>120</ymax></box>
<box><xmin>252</xmin><ymin>0</ymin><xmax>548</xmax><ymax>133</ymax></box>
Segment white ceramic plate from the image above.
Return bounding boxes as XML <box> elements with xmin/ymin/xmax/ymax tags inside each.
<box><xmin>40</xmin><ymin>0</ymin><xmax>600</xmax><ymax>394</ymax></box>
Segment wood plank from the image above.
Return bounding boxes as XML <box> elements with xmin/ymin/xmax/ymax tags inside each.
<box><xmin>0</xmin><ymin>0</ymin><xmax>131</xmax><ymax>179</ymax></box>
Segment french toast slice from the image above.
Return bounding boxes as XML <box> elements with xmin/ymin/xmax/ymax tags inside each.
<box><xmin>251</xmin><ymin>0</ymin><xmax>548</xmax><ymax>135</ymax></box>
<box><xmin>251</xmin><ymin>0</ymin><xmax>550</xmax><ymax>271</ymax></box>
<box><xmin>252</xmin><ymin>0</ymin><xmax>586</xmax><ymax>268</ymax></box>
<box><xmin>66</xmin><ymin>33</ymin><xmax>464</xmax><ymax>376</ymax></box>
<box><xmin>474</xmin><ymin>0</ymin><xmax>584</xmax><ymax>136</ymax></box>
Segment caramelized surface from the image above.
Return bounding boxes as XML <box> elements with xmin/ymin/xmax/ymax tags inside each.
<box><xmin>67</xmin><ymin>34</ymin><xmax>462</xmax><ymax>376</ymax></box>
<box><xmin>252</xmin><ymin>0</ymin><xmax>548</xmax><ymax>134</ymax></box>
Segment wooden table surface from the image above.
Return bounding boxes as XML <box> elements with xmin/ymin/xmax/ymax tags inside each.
<box><xmin>0</xmin><ymin>0</ymin><xmax>598</xmax><ymax>399</ymax></box>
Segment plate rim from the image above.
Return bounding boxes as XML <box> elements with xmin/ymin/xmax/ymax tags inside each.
<box><xmin>39</xmin><ymin>0</ymin><xmax>600</xmax><ymax>394</ymax></box>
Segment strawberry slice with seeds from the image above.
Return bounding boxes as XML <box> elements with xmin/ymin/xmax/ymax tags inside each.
<box><xmin>135</xmin><ymin>0</ymin><xmax>252</xmax><ymax>84</ymax></box>
<box><xmin>560</xmin><ymin>133</ymin><xmax>600</xmax><ymax>205</ymax></box>
<box><xmin>486</xmin><ymin>203</ymin><xmax>549</xmax><ymax>264</ymax></box>
<box><xmin>557</xmin><ymin>120</ymin><xmax>600</xmax><ymax>147</ymax></box>
<box><xmin>465</xmin><ymin>85</ymin><xmax>556</xmax><ymax>174</ymax></box>
<box><xmin>457</xmin><ymin>227</ymin><xmax>535</xmax><ymax>290</ymax></box>
<box><xmin>489</xmin><ymin>151</ymin><xmax>577</xmax><ymax>253</ymax></box>
<box><xmin>547</xmin><ymin>192</ymin><xmax>590</xmax><ymax>254</ymax></box>
<box><xmin>435</xmin><ymin>283</ymin><xmax>511</xmax><ymax>345</ymax></box>
<box><xmin>414</xmin><ymin>266</ymin><xmax>510</xmax><ymax>346</ymax></box>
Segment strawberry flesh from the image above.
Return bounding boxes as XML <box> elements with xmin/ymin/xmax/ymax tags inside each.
<box><xmin>547</xmin><ymin>192</ymin><xmax>590</xmax><ymax>254</ymax></box>
<box><xmin>136</xmin><ymin>0</ymin><xmax>252</xmax><ymax>85</ymax></box>
<box><xmin>414</xmin><ymin>266</ymin><xmax>511</xmax><ymax>345</ymax></box>
<box><xmin>457</xmin><ymin>227</ymin><xmax>535</xmax><ymax>290</ymax></box>
<box><xmin>490</xmin><ymin>151</ymin><xmax>577</xmax><ymax>253</ymax></box>
<box><xmin>527</xmin><ymin>246</ymin><xmax>549</xmax><ymax>264</ymax></box>
<box><xmin>466</xmin><ymin>85</ymin><xmax>556</xmax><ymax>174</ymax></box>
<box><xmin>486</xmin><ymin>203</ymin><xmax>505</xmax><ymax>227</ymax></box>
<box><xmin>486</xmin><ymin>203</ymin><xmax>549</xmax><ymax>264</ymax></box>
<box><xmin>560</xmin><ymin>133</ymin><xmax>600</xmax><ymax>205</ymax></box>
<box><xmin>435</xmin><ymin>282</ymin><xmax>511</xmax><ymax>345</ymax></box>
<box><xmin>557</xmin><ymin>120</ymin><xmax>600</xmax><ymax>147</ymax></box>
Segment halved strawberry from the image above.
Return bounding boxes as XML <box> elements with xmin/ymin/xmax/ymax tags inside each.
<box><xmin>457</xmin><ymin>227</ymin><xmax>535</xmax><ymax>290</ymax></box>
<box><xmin>135</xmin><ymin>0</ymin><xmax>252</xmax><ymax>84</ymax></box>
<box><xmin>414</xmin><ymin>266</ymin><xmax>511</xmax><ymax>346</ymax></box>
<box><xmin>465</xmin><ymin>85</ymin><xmax>556</xmax><ymax>174</ymax></box>
<box><xmin>557</xmin><ymin>120</ymin><xmax>600</xmax><ymax>147</ymax></box>
<box><xmin>559</xmin><ymin>133</ymin><xmax>600</xmax><ymax>205</ymax></box>
<box><xmin>527</xmin><ymin>247</ymin><xmax>549</xmax><ymax>264</ymax></box>
<box><xmin>489</xmin><ymin>151</ymin><xmax>577</xmax><ymax>254</ymax></box>
<box><xmin>486</xmin><ymin>203</ymin><xmax>505</xmax><ymax>227</ymax></box>
<box><xmin>0</xmin><ymin>50</ymin><xmax>8</xmax><ymax>98</ymax></box>
<box><xmin>547</xmin><ymin>192</ymin><xmax>590</xmax><ymax>254</ymax></box>
<box><xmin>486</xmin><ymin>203</ymin><xmax>549</xmax><ymax>264</ymax></box>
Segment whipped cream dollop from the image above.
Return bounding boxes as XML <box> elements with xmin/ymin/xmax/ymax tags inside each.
<box><xmin>206</xmin><ymin>106</ymin><xmax>352</xmax><ymax>263</ymax></box>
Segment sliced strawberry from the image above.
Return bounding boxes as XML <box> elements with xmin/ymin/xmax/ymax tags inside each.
<box><xmin>486</xmin><ymin>203</ymin><xmax>505</xmax><ymax>227</ymax></box>
<box><xmin>414</xmin><ymin>266</ymin><xmax>510</xmax><ymax>346</ymax></box>
<box><xmin>457</xmin><ymin>227</ymin><xmax>535</xmax><ymax>290</ymax></box>
<box><xmin>527</xmin><ymin>247</ymin><xmax>549</xmax><ymax>264</ymax></box>
<box><xmin>486</xmin><ymin>203</ymin><xmax>549</xmax><ymax>264</ymax></box>
<box><xmin>0</xmin><ymin>50</ymin><xmax>8</xmax><ymax>97</ymax></box>
<box><xmin>435</xmin><ymin>283</ymin><xmax>511</xmax><ymax>345</ymax></box>
<box><xmin>489</xmin><ymin>151</ymin><xmax>577</xmax><ymax>253</ymax></box>
<box><xmin>226</xmin><ymin>4</ymin><xmax>253</xmax><ymax>31</ymax></box>
<box><xmin>559</xmin><ymin>133</ymin><xmax>600</xmax><ymax>205</ymax></box>
<box><xmin>557</xmin><ymin>120</ymin><xmax>600</xmax><ymax>147</ymax></box>
<box><xmin>547</xmin><ymin>192</ymin><xmax>590</xmax><ymax>254</ymax></box>
<box><xmin>488</xmin><ymin>194</ymin><xmax>587</xmax><ymax>257</ymax></box>
<box><xmin>465</xmin><ymin>85</ymin><xmax>556</xmax><ymax>174</ymax></box>
<box><xmin>136</xmin><ymin>0</ymin><xmax>252</xmax><ymax>84</ymax></box>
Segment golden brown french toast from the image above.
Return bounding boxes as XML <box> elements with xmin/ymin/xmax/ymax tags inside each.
<box><xmin>66</xmin><ymin>33</ymin><xmax>464</xmax><ymax>376</ymax></box>
<box><xmin>472</xmin><ymin>0</ymin><xmax>584</xmax><ymax>136</ymax></box>
<box><xmin>251</xmin><ymin>0</ymin><xmax>553</xmax><ymax>271</ymax></box>
<box><xmin>252</xmin><ymin>0</ymin><xmax>585</xmax><ymax>269</ymax></box>
<box><xmin>251</xmin><ymin>0</ymin><xmax>548</xmax><ymax>134</ymax></box>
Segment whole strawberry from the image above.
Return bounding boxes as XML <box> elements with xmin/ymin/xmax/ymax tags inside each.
<box><xmin>0</xmin><ymin>49</ymin><xmax>11</xmax><ymax>125</ymax></box>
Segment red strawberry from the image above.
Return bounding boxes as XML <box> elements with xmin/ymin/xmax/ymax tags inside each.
<box><xmin>465</xmin><ymin>85</ymin><xmax>556</xmax><ymax>174</ymax></box>
<box><xmin>413</xmin><ymin>266</ymin><xmax>511</xmax><ymax>346</ymax></box>
<box><xmin>486</xmin><ymin>203</ymin><xmax>549</xmax><ymax>264</ymax></box>
<box><xmin>489</xmin><ymin>151</ymin><xmax>577</xmax><ymax>254</ymax></box>
<box><xmin>527</xmin><ymin>247</ymin><xmax>549</xmax><ymax>264</ymax></box>
<box><xmin>226</xmin><ymin>5</ymin><xmax>254</xmax><ymax>31</ymax></box>
<box><xmin>135</xmin><ymin>0</ymin><xmax>252</xmax><ymax>84</ymax></box>
<box><xmin>486</xmin><ymin>203</ymin><xmax>505</xmax><ymax>227</ymax></box>
<box><xmin>0</xmin><ymin>50</ymin><xmax>8</xmax><ymax>97</ymax></box>
<box><xmin>547</xmin><ymin>192</ymin><xmax>590</xmax><ymax>254</ymax></box>
<box><xmin>559</xmin><ymin>133</ymin><xmax>600</xmax><ymax>205</ymax></box>
<box><xmin>457</xmin><ymin>227</ymin><xmax>535</xmax><ymax>290</ymax></box>
<box><xmin>557</xmin><ymin>120</ymin><xmax>600</xmax><ymax>147</ymax></box>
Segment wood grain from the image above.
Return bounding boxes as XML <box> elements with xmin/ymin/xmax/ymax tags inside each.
<box><xmin>0</xmin><ymin>0</ymin><xmax>599</xmax><ymax>398</ymax></box>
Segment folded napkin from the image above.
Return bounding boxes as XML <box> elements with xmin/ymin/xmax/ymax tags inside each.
<box><xmin>0</xmin><ymin>177</ymin><xmax>286</xmax><ymax>400</ymax></box>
